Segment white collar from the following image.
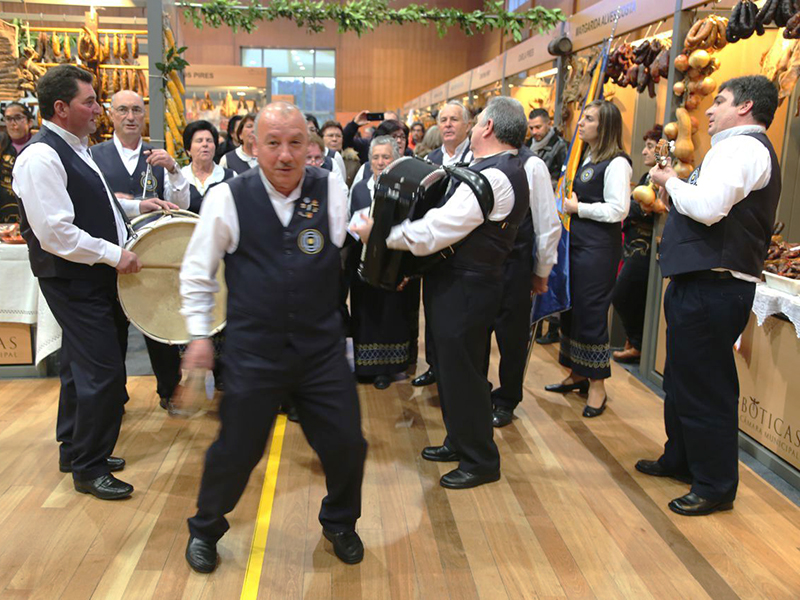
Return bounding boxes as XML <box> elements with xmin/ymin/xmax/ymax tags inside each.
<box><xmin>236</xmin><ymin>145</ymin><xmax>256</xmax><ymax>161</ymax></box>
<box><xmin>258</xmin><ymin>168</ymin><xmax>304</xmax><ymax>201</ymax></box>
<box><xmin>470</xmin><ymin>149</ymin><xmax>513</xmax><ymax>165</ymax></box>
<box><xmin>443</xmin><ymin>136</ymin><xmax>470</xmax><ymax>159</ymax></box>
<box><xmin>42</xmin><ymin>120</ymin><xmax>89</xmax><ymax>150</ymax></box>
<box><xmin>113</xmin><ymin>132</ymin><xmax>142</xmax><ymax>157</ymax></box>
<box><xmin>711</xmin><ymin>124</ymin><xmax>766</xmax><ymax>146</ymax></box>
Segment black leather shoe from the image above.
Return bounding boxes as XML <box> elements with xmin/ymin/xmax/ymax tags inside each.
<box><xmin>323</xmin><ymin>529</ymin><xmax>364</xmax><ymax>564</ymax></box>
<box><xmin>668</xmin><ymin>492</ymin><xmax>734</xmax><ymax>516</ymax></box>
<box><xmin>440</xmin><ymin>468</ymin><xmax>500</xmax><ymax>489</ymax></box>
<box><xmin>635</xmin><ymin>459</ymin><xmax>692</xmax><ymax>484</ymax></box>
<box><xmin>186</xmin><ymin>536</ymin><xmax>219</xmax><ymax>573</ymax></box>
<box><xmin>411</xmin><ymin>369</ymin><xmax>436</xmax><ymax>387</ymax></box>
<box><xmin>421</xmin><ymin>445</ymin><xmax>459</xmax><ymax>462</ymax></box>
<box><xmin>545</xmin><ymin>380</ymin><xmax>589</xmax><ymax>394</ymax></box>
<box><xmin>582</xmin><ymin>396</ymin><xmax>607</xmax><ymax>418</ymax></box>
<box><xmin>535</xmin><ymin>329</ymin><xmax>560</xmax><ymax>345</ymax></box>
<box><xmin>492</xmin><ymin>407</ymin><xmax>514</xmax><ymax>428</ymax></box>
<box><xmin>286</xmin><ymin>404</ymin><xmax>299</xmax><ymax>423</ymax></box>
<box><xmin>159</xmin><ymin>396</ymin><xmax>170</xmax><ymax>410</ymax></box>
<box><xmin>61</xmin><ymin>456</ymin><xmax>125</xmax><ymax>474</ymax></box>
<box><xmin>373</xmin><ymin>375</ymin><xmax>392</xmax><ymax>390</ymax></box>
<box><xmin>73</xmin><ymin>474</ymin><xmax>133</xmax><ymax>500</ymax></box>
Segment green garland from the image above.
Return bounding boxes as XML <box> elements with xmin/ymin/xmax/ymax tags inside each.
<box><xmin>179</xmin><ymin>0</ymin><xmax>564</xmax><ymax>42</ymax></box>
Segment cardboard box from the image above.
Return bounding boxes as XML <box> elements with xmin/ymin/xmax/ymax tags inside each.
<box><xmin>0</xmin><ymin>323</ymin><xmax>34</xmax><ymax>365</ymax></box>
<box><xmin>735</xmin><ymin>315</ymin><xmax>800</xmax><ymax>470</ymax></box>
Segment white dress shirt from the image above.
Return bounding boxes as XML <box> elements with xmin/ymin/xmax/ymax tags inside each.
<box><xmin>180</xmin><ymin>168</ymin><xmax>349</xmax><ymax>337</ymax></box>
<box><xmin>109</xmin><ymin>134</ymin><xmax>190</xmax><ymax>209</ymax></box>
<box><xmin>664</xmin><ymin>124</ymin><xmax>771</xmax><ymax>283</ymax></box>
<box><xmin>524</xmin><ymin>155</ymin><xmax>561</xmax><ymax>278</ymax></box>
<box><xmin>219</xmin><ymin>146</ymin><xmax>258</xmax><ymax>170</ymax></box>
<box><xmin>575</xmin><ymin>153</ymin><xmax>632</xmax><ymax>223</ymax></box>
<box><xmin>181</xmin><ymin>163</ymin><xmax>232</xmax><ymax>196</ymax></box>
<box><xmin>326</xmin><ymin>148</ymin><xmax>347</xmax><ymax>181</ymax></box>
<box><xmin>385</xmin><ymin>151</ymin><xmax>517</xmax><ymax>256</ymax></box>
<box><xmin>441</xmin><ymin>137</ymin><xmax>472</xmax><ymax>166</ymax></box>
<box><xmin>12</xmin><ymin>120</ymin><xmax>138</xmax><ymax>267</ymax></box>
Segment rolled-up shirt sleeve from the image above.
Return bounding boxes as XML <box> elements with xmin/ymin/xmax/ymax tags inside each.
<box><xmin>327</xmin><ymin>170</ymin><xmax>350</xmax><ymax>248</ymax></box>
<box><xmin>12</xmin><ymin>144</ymin><xmax>122</xmax><ymax>267</ymax></box>
<box><xmin>385</xmin><ymin>167</ymin><xmax>514</xmax><ymax>256</ymax></box>
<box><xmin>179</xmin><ymin>183</ymin><xmax>238</xmax><ymax>338</ymax></box>
<box><xmin>165</xmin><ymin>167</ymin><xmax>191</xmax><ymax>209</ymax></box>
<box><xmin>576</xmin><ymin>156</ymin><xmax>632</xmax><ymax>223</ymax></box>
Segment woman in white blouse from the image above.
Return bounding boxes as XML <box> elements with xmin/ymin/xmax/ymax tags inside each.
<box><xmin>545</xmin><ymin>100</ymin><xmax>632</xmax><ymax>418</ymax></box>
<box><xmin>181</xmin><ymin>120</ymin><xmax>235</xmax><ymax>214</ymax></box>
<box><xmin>219</xmin><ymin>113</ymin><xmax>258</xmax><ymax>174</ymax></box>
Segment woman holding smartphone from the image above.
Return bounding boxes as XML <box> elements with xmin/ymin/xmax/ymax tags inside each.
<box><xmin>545</xmin><ymin>100</ymin><xmax>632</xmax><ymax>417</ymax></box>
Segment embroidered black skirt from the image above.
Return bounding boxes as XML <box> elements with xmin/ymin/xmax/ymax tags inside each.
<box><xmin>559</xmin><ymin>240</ymin><xmax>621</xmax><ymax>379</ymax></box>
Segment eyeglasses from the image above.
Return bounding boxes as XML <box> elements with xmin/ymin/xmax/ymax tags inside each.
<box><xmin>323</xmin><ymin>131</ymin><xmax>342</xmax><ymax>139</ymax></box>
<box><xmin>306</xmin><ymin>155</ymin><xmax>324</xmax><ymax>165</ymax></box>
<box><xmin>391</xmin><ymin>133</ymin><xmax>406</xmax><ymax>141</ymax></box>
<box><xmin>4</xmin><ymin>115</ymin><xmax>28</xmax><ymax>124</ymax></box>
<box><xmin>113</xmin><ymin>105</ymin><xmax>145</xmax><ymax>116</ymax></box>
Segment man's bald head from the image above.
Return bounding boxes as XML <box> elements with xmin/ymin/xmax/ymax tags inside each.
<box><xmin>110</xmin><ymin>89</ymin><xmax>145</xmax><ymax>144</ymax></box>
<box><xmin>255</xmin><ymin>101</ymin><xmax>310</xmax><ymax>195</ymax></box>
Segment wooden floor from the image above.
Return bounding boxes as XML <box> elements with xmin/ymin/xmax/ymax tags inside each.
<box><xmin>1</xmin><ymin>343</ymin><xmax>799</xmax><ymax>600</ymax></box>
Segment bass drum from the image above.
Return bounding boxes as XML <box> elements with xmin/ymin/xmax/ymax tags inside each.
<box><xmin>117</xmin><ymin>210</ymin><xmax>227</xmax><ymax>344</ymax></box>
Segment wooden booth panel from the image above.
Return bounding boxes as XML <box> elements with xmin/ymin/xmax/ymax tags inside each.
<box><xmin>0</xmin><ymin>323</ymin><xmax>33</xmax><ymax>366</ymax></box>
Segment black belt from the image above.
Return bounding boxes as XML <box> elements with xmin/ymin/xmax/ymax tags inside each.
<box><xmin>670</xmin><ymin>270</ymin><xmax>734</xmax><ymax>282</ymax></box>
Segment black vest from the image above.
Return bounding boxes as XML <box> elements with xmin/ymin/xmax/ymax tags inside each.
<box><xmin>350</xmin><ymin>178</ymin><xmax>372</xmax><ymax>213</ymax></box>
<box><xmin>513</xmin><ymin>146</ymin><xmax>536</xmax><ymax>254</ymax></box>
<box><xmin>321</xmin><ymin>153</ymin><xmax>334</xmax><ymax>172</ymax></box>
<box><xmin>223</xmin><ymin>149</ymin><xmax>252</xmax><ymax>174</ymax></box>
<box><xmin>659</xmin><ymin>131</ymin><xmax>780</xmax><ymax>279</ymax></box>
<box><xmin>224</xmin><ymin>167</ymin><xmax>342</xmax><ymax>358</ymax></box>
<box><xmin>571</xmin><ymin>153</ymin><xmax>631</xmax><ymax>248</ymax></box>
<box><xmin>18</xmin><ymin>127</ymin><xmax>119</xmax><ymax>281</ymax></box>
<box><xmin>447</xmin><ymin>152</ymin><xmax>529</xmax><ymax>276</ymax></box>
<box><xmin>90</xmin><ymin>139</ymin><xmax>165</xmax><ymax>200</ymax></box>
<box><xmin>427</xmin><ymin>140</ymin><xmax>471</xmax><ymax>166</ymax></box>
<box><xmin>188</xmin><ymin>168</ymin><xmax>235</xmax><ymax>214</ymax></box>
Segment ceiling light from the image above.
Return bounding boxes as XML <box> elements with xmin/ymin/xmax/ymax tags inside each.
<box><xmin>236</xmin><ymin>91</ymin><xmax>246</xmax><ymax>96</ymax></box>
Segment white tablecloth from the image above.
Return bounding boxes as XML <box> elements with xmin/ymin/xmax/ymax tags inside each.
<box><xmin>0</xmin><ymin>243</ymin><xmax>61</xmax><ymax>366</ymax></box>
<box><xmin>752</xmin><ymin>283</ymin><xmax>800</xmax><ymax>338</ymax></box>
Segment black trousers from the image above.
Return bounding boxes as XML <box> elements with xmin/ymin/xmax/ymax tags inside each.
<box><xmin>188</xmin><ymin>341</ymin><xmax>367</xmax><ymax>543</ymax></box>
<box><xmin>659</xmin><ymin>277</ymin><xmax>755</xmax><ymax>502</ymax></box>
<box><xmin>40</xmin><ymin>277</ymin><xmax>128</xmax><ymax>481</ymax></box>
<box><xmin>422</xmin><ymin>278</ymin><xmax>437</xmax><ymax>373</ymax></box>
<box><xmin>428</xmin><ymin>267</ymin><xmax>502</xmax><ymax>475</ymax></box>
<box><xmin>491</xmin><ymin>245</ymin><xmax>533</xmax><ymax>411</ymax></box>
<box><xmin>611</xmin><ymin>253</ymin><xmax>650</xmax><ymax>351</ymax></box>
<box><xmin>142</xmin><ymin>336</ymin><xmax>181</xmax><ymax>399</ymax></box>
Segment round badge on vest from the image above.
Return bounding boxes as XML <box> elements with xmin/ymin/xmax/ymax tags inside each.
<box><xmin>580</xmin><ymin>167</ymin><xmax>594</xmax><ymax>182</ymax></box>
<box><xmin>298</xmin><ymin>229</ymin><xmax>324</xmax><ymax>255</ymax></box>
<box><xmin>688</xmin><ymin>168</ymin><xmax>700</xmax><ymax>186</ymax></box>
<box><xmin>139</xmin><ymin>171</ymin><xmax>158</xmax><ymax>195</ymax></box>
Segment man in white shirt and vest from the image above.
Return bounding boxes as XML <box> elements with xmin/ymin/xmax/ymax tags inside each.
<box><xmin>641</xmin><ymin>75</ymin><xmax>781</xmax><ymax>516</ymax></box>
<box><xmin>13</xmin><ymin>65</ymin><xmax>168</xmax><ymax>500</ymax></box>
<box><xmin>179</xmin><ymin>102</ymin><xmax>367</xmax><ymax>572</ymax></box>
<box><xmin>90</xmin><ymin>90</ymin><xmax>189</xmax><ymax>411</ymax></box>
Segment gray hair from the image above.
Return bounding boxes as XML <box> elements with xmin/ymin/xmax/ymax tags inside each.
<box><xmin>439</xmin><ymin>100</ymin><xmax>470</xmax><ymax>123</ymax></box>
<box><xmin>369</xmin><ymin>135</ymin><xmax>400</xmax><ymax>159</ymax></box>
<box><xmin>478</xmin><ymin>97</ymin><xmax>527</xmax><ymax>148</ymax></box>
<box><xmin>254</xmin><ymin>101</ymin><xmax>304</xmax><ymax>137</ymax></box>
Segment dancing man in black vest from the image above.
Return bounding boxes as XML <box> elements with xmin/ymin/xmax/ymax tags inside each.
<box><xmin>179</xmin><ymin>102</ymin><xmax>367</xmax><ymax>572</ymax></box>
<box><xmin>91</xmin><ymin>90</ymin><xmax>189</xmax><ymax>411</ymax></box>
<box><xmin>639</xmin><ymin>75</ymin><xmax>781</xmax><ymax>516</ymax></box>
<box><xmin>352</xmin><ymin>96</ymin><xmax>529</xmax><ymax>490</ymax></box>
<box><xmin>13</xmin><ymin>65</ymin><xmax>155</xmax><ymax>500</ymax></box>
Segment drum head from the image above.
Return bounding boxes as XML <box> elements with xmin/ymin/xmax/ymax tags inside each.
<box><xmin>118</xmin><ymin>216</ymin><xmax>227</xmax><ymax>344</ymax></box>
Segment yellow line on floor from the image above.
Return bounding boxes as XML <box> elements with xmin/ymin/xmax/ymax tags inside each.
<box><xmin>241</xmin><ymin>414</ymin><xmax>287</xmax><ymax>600</ymax></box>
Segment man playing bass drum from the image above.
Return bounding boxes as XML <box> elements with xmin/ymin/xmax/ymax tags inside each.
<box><xmin>352</xmin><ymin>96</ymin><xmax>530</xmax><ymax>490</ymax></box>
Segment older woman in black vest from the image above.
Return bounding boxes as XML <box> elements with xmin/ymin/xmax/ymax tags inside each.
<box><xmin>348</xmin><ymin>135</ymin><xmax>418</xmax><ymax>389</ymax></box>
<box><xmin>546</xmin><ymin>100</ymin><xmax>632</xmax><ymax>417</ymax></box>
<box><xmin>1</xmin><ymin>102</ymin><xmax>34</xmax><ymax>223</ymax></box>
<box><xmin>181</xmin><ymin>120</ymin><xmax>235</xmax><ymax>214</ymax></box>
<box><xmin>219</xmin><ymin>112</ymin><xmax>257</xmax><ymax>174</ymax></box>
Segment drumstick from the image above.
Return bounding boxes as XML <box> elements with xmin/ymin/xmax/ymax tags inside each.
<box><xmin>140</xmin><ymin>262</ymin><xmax>182</xmax><ymax>269</ymax></box>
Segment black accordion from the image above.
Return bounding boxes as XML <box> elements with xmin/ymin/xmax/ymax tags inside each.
<box><xmin>358</xmin><ymin>156</ymin><xmax>494</xmax><ymax>290</ymax></box>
